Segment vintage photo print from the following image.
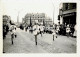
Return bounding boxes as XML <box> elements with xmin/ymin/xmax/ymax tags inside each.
<box><xmin>0</xmin><ymin>0</ymin><xmax>80</xmax><ymax>57</ymax></box>
<box><xmin>2</xmin><ymin>0</ymin><xmax>77</xmax><ymax>53</ymax></box>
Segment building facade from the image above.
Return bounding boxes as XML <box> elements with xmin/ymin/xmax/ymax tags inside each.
<box><xmin>58</xmin><ymin>3</ymin><xmax>76</xmax><ymax>36</ymax></box>
<box><xmin>22</xmin><ymin>13</ymin><xmax>52</xmax><ymax>27</ymax></box>
<box><xmin>45</xmin><ymin>17</ymin><xmax>53</xmax><ymax>26</ymax></box>
<box><xmin>58</xmin><ymin>3</ymin><xmax>76</xmax><ymax>26</ymax></box>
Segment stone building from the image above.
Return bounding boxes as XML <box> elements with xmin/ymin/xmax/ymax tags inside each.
<box><xmin>45</xmin><ymin>17</ymin><xmax>53</xmax><ymax>26</ymax></box>
<box><xmin>58</xmin><ymin>3</ymin><xmax>76</xmax><ymax>36</ymax></box>
<box><xmin>58</xmin><ymin>3</ymin><xmax>76</xmax><ymax>26</ymax></box>
<box><xmin>22</xmin><ymin>13</ymin><xmax>52</xmax><ymax>27</ymax></box>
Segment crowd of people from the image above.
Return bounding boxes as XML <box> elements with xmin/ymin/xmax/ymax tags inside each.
<box><xmin>24</xmin><ymin>23</ymin><xmax>76</xmax><ymax>38</ymax></box>
<box><xmin>3</xmin><ymin>24</ymin><xmax>9</xmax><ymax>39</ymax></box>
<box><xmin>55</xmin><ymin>24</ymin><xmax>76</xmax><ymax>37</ymax></box>
<box><xmin>3</xmin><ymin>22</ymin><xmax>76</xmax><ymax>46</ymax></box>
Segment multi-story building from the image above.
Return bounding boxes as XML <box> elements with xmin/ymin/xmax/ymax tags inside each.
<box><xmin>22</xmin><ymin>13</ymin><xmax>52</xmax><ymax>27</ymax></box>
<box><xmin>58</xmin><ymin>3</ymin><xmax>76</xmax><ymax>36</ymax></box>
<box><xmin>45</xmin><ymin>17</ymin><xmax>53</xmax><ymax>26</ymax></box>
<box><xmin>58</xmin><ymin>3</ymin><xmax>76</xmax><ymax>26</ymax></box>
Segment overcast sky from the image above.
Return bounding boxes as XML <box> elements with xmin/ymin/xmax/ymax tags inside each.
<box><xmin>1</xmin><ymin>0</ymin><xmax>62</xmax><ymax>24</ymax></box>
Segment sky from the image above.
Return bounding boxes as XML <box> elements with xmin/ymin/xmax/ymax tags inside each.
<box><xmin>1</xmin><ymin>0</ymin><xmax>61</xmax><ymax>24</ymax></box>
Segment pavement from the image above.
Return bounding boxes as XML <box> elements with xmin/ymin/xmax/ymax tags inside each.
<box><xmin>3</xmin><ymin>28</ymin><xmax>76</xmax><ymax>53</ymax></box>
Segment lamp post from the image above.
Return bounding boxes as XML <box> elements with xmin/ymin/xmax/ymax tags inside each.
<box><xmin>17</xmin><ymin>11</ymin><xmax>19</xmax><ymax>25</ymax></box>
<box><xmin>53</xmin><ymin>4</ymin><xmax>55</xmax><ymax>41</ymax></box>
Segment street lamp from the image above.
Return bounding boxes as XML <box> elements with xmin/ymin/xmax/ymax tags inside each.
<box><xmin>52</xmin><ymin>4</ymin><xmax>55</xmax><ymax>26</ymax></box>
<box><xmin>17</xmin><ymin>11</ymin><xmax>19</xmax><ymax>24</ymax></box>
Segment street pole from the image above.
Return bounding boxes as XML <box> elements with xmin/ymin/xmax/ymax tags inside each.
<box><xmin>17</xmin><ymin>11</ymin><xmax>19</xmax><ymax>24</ymax></box>
<box><xmin>53</xmin><ymin>4</ymin><xmax>55</xmax><ymax>41</ymax></box>
<box><xmin>30</xmin><ymin>16</ymin><xmax>32</xmax><ymax>27</ymax></box>
<box><xmin>17</xmin><ymin>9</ymin><xmax>23</xmax><ymax>27</ymax></box>
<box><xmin>17</xmin><ymin>11</ymin><xmax>20</xmax><ymax>27</ymax></box>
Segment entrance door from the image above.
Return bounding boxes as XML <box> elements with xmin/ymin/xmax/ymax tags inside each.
<box><xmin>63</xmin><ymin>15</ymin><xmax>76</xmax><ymax>25</ymax></box>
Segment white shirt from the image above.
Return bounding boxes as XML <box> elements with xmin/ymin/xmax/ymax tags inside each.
<box><xmin>33</xmin><ymin>25</ymin><xmax>39</xmax><ymax>35</ymax></box>
<box><xmin>52</xmin><ymin>29</ymin><xmax>56</xmax><ymax>35</ymax></box>
<box><xmin>40</xmin><ymin>26</ymin><xmax>44</xmax><ymax>31</ymax></box>
<box><xmin>66</xmin><ymin>27</ymin><xmax>70</xmax><ymax>33</ymax></box>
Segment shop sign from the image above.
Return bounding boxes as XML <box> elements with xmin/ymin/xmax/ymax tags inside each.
<box><xmin>63</xmin><ymin>13</ymin><xmax>75</xmax><ymax>17</ymax></box>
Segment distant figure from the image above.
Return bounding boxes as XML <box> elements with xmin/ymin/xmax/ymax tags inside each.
<box><xmin>52</xmin><ymin>27</ymin><xmax>57</xmax><ymax>41</ymax></box>
<box><xmin>66</xmin><ymin>25</ymin><xmax>70</xmax><ymax>37</ymax></box>
<box><xmin>25</xmin><ymin>26</ymin><xmax>28</xmax><ymax>31</ymax></box>
<box><xmin>56</xmin><ymin>25</ymin><xmax>60</xmax><ymax>35</ymax></box>
<box><xmin>73</xmin><ymin>25</ymin><xmax>77</xmax><ymax>38</ymax></box>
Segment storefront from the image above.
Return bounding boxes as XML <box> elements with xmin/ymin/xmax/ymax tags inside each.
<box><xmin>63</xmin><ymin>12</ymin><xmax>76</xmax><ymax>26</ymax></box>
<box><xmin>59</xmin><ymin>12</ymin><xmax>76</xmax><ymax>36</ymax></box>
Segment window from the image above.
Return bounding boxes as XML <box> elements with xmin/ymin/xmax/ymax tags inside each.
<box><xmin>65</xmin><ymin>3</ymin><xmax>68</xmax><ymax>10</ymax></box>
<box><xmin>38</xmin><ymin>19</ymin><xmax>42</xmax><ymax>22</ymax></box>
<box><xmin>72</xmin><ymin>3</ymin><xmax>76</xmax><ymax>9</ymax></box>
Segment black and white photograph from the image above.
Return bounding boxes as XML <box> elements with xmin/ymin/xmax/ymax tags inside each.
<box><xmin>2</xmin><ymin>0</ymin><xmax>77</xmax><ymax>53</ymax></box>
<box><xmin>0</xmin><ymin>0</ymin><xmax>79</xmax><ymax>56</ymax></box>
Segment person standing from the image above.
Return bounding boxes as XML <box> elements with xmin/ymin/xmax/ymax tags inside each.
<box><xmin>52</xmin><ymin>28</ymin><xmax>57</xmax><ymax>41</ymax></box>
<box><xmin>52</xmin><ymin>24</ymin><xmax>57</xmax><ymax>41</ymax></box>
<box><xmin>66</xmin><ymin>25</ymin><xmax>70</xmax><ymax>37</ymax></box>
<box><xmin>56</xmin><ymin>25</ymin><xmax>60</xmax><ymax>35</ymax></box>
<box><xmin>73</xmin><ymin>25</ymin><xmax>77</xmax><ymax>38</ymax></box>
